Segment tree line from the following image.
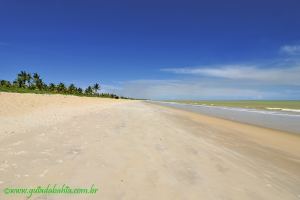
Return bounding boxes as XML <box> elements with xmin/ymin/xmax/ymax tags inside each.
<box><xmin>0</xmin><ymin>71</ymin><xmax>127</xmax><ymax>99</ymax></box>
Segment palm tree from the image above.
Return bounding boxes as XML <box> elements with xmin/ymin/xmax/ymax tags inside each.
<box><xmin>16</xmin><ymin>71</ymin><xmax>27</xmax><ymax>88</ymax></box>
<box><xmin>77</xmin><ymin>87</ymin><xmax>83</xmax><ymax>94</ymax></box>
<box><xmin>57</xmin><ymin>82</ymin><xmax>66</xmax><ymax>93</ymax></box>
<box><xmin>26</xmin><ymin>73</ymin><xmax>32</xmax><ymax>87</ymax></box>
<box><xmin>85</xmin><ymin>86</ymin><xmax>93</xmax><ymax>95</ymax></box>
<box><xmin>0</xmin><ymin>80</ymin><xmax>11</xmax><ymax>88</ymax></box>
<box><xmin>68</xmin><ymin>84</ymin><xmax>77</xmax><ymax>94</ymax></box>
<box><xmin>48</xmin><ymin>83</ymin><xmax>56</xmax><ymax>92</ymax></box>
<box><xmin>33</xmin><ymin>73</ymin><xmax>40</xmax><ymax>81</ymax></box>
<box><xmin>42</xmin><ymin>83</ymin><xmax>48</xmax><ymax>90</ymax></box>
<box><xmin>6</xmin><ymin>80</ymin><xmax>12</xmax><ymax>87</ymax></box>
<box><xmin>33</xmin><ymin>73</ymin><xmax>44</xmax><ymax>90</ymax></box>
<box><xmin>92</xmin><ymin>83</ymin><xmax>100</xmax><ymax>94</ymax></box>
<box><xmin>1</xmin><ymin>71</ymin><xmax>121</xmax><ymax>99</ymax></box>
<box><xmin>13</xmin><ymin>80</ymin><xmax>19</xmax><ymax>87</ymax></box>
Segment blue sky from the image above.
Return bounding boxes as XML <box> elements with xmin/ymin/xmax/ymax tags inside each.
<box><xmin>0</xmin><ymin>0</ymin><xmax>300</xmax><ymax>99</ymax></box>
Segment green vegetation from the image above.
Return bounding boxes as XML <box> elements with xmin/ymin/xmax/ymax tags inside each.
<box><xmin>168</xmin><ymin>100</ymin><xmax>300</xmax><ymax>110</ymax></box>
<box><xmin>0</xmin><ymin>71</ymin><xmax>130</xmax><ymax>99</ymax></box>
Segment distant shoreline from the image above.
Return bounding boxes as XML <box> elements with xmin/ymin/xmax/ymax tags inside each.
<box><xmin>164</xmin><ymin>100</ymin><xmax>300</xmax><ymax>112</ymax></box>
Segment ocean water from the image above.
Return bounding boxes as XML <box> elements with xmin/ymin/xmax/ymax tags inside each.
<box><xmin>148</xmin><ymin>101</ymin><xmax>300</xmax><ymax>134</ymax></box>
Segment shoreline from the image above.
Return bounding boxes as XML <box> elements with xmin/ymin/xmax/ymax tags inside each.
<box><xmin>164</xmin><ymin>100</ymin><xmax>300</xmax><ymax>113</ymax></box>
<box><xmin>147</xmin><ymin>102</ymin><xmax>300</xmax><ymax>157</ymax></box>
<box><xmin>150</xmin><ymin>101</ymin><xmax>300</xmax><ymax>134</ymax></box>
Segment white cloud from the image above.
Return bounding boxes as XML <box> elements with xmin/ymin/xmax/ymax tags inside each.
<box><xmin>101</xmin><ymin>84</ymin><xmax>122</xmax><ymax>93</ymax></box>
<box><xmin>107</xmin><ymin>79</ymin><xmax>282</xmax><ymax>100</ymax></box>
<box><xmin>106</xmin><ymin>64</ymin><xmax>300</xmax><ymax>99</ymax></box>
<box><xmin>104</xmin><ymin>44</ymin><xmax>300</xmax><ymax>100</ymax></box>
<box><xmin>280</xmin><ymin>45</ymin><xmax>300</xmax><ymax>55</ymax></box>
<box><xmin>161</xmin><ymin>65</ymin><xmax>300</xmax><ymax>85</ymax></box>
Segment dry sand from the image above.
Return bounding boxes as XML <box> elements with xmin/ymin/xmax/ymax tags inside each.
<box><xmin>0</xmin><ymin>92</ymin><xmax>300</xmax><ymax>200</ymax></box>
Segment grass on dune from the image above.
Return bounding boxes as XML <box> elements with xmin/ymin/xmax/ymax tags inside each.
<box><xmin>0</xmin><ymin>87</ymin><xmax>53</xmax><ymax>94</ymax></box>
<box><xmin>0</xmin><ymin>87</ymin><xmax>125</xmax><ymax>99</ymax></box>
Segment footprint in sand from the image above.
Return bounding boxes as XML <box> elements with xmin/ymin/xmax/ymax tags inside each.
<box><xmin>0</xmin><ymin>160</ymin><xmax>9</xmax><ymax>171</ymax></box>
<box><xmin>39</xmin><ymin>169</ymin><xmax>48</xmax><ymax>177</ymax></box>
<box><xmin>10</xmin><ymin>141</ymin><xmax>24</xmax><ymax>146</ymax></box>
<box><xmin>14</xmin><ymin>150</ymin><xmax>27</xmax><ymax>155</ymax></box>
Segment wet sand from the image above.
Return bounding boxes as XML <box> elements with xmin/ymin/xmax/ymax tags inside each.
<box><xmin>0</xmin><ymin>92</ymin><xmax>300</xmax><ymax>200</ymax></box>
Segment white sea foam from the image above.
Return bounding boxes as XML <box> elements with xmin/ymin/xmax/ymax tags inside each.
<box><xmin>155</xmin><ymin>101</ymin><xmax>300</xmax><ymax>117</ymax></box>
<box><xmin>266</xmin><ymin>107</ymin><xmax>300</xmax><ymax>113</ymax></box>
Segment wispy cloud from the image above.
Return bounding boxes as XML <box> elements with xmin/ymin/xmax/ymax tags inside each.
<box><xmin>106</xmin><ymin>79</ymin><xmax>290</xmax><ymax>100</ymax></box>
<box><xmin>280</xmin><ymin>44</ymin><xmax>300</xmax><ymax>55</ymax></box>
<box><xmin>101</xmin><ymin>84</ymin><xmax>122</xmax><ymax>93</ymax></box>
<box><xmin>105</xmin><ymin>45</ymin><xmax>300</xmax><ymax>100</ymax></box>
<box><xmin>161</xmin><ymin>65</ymin><xmax>300</xmax><ymax>85</ymax></box>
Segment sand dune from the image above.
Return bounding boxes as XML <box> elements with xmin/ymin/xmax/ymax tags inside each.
<box><xmin>0</xmin><ymin>92</ymin><xmax>300</xmax><ymax>200</ymax></box>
